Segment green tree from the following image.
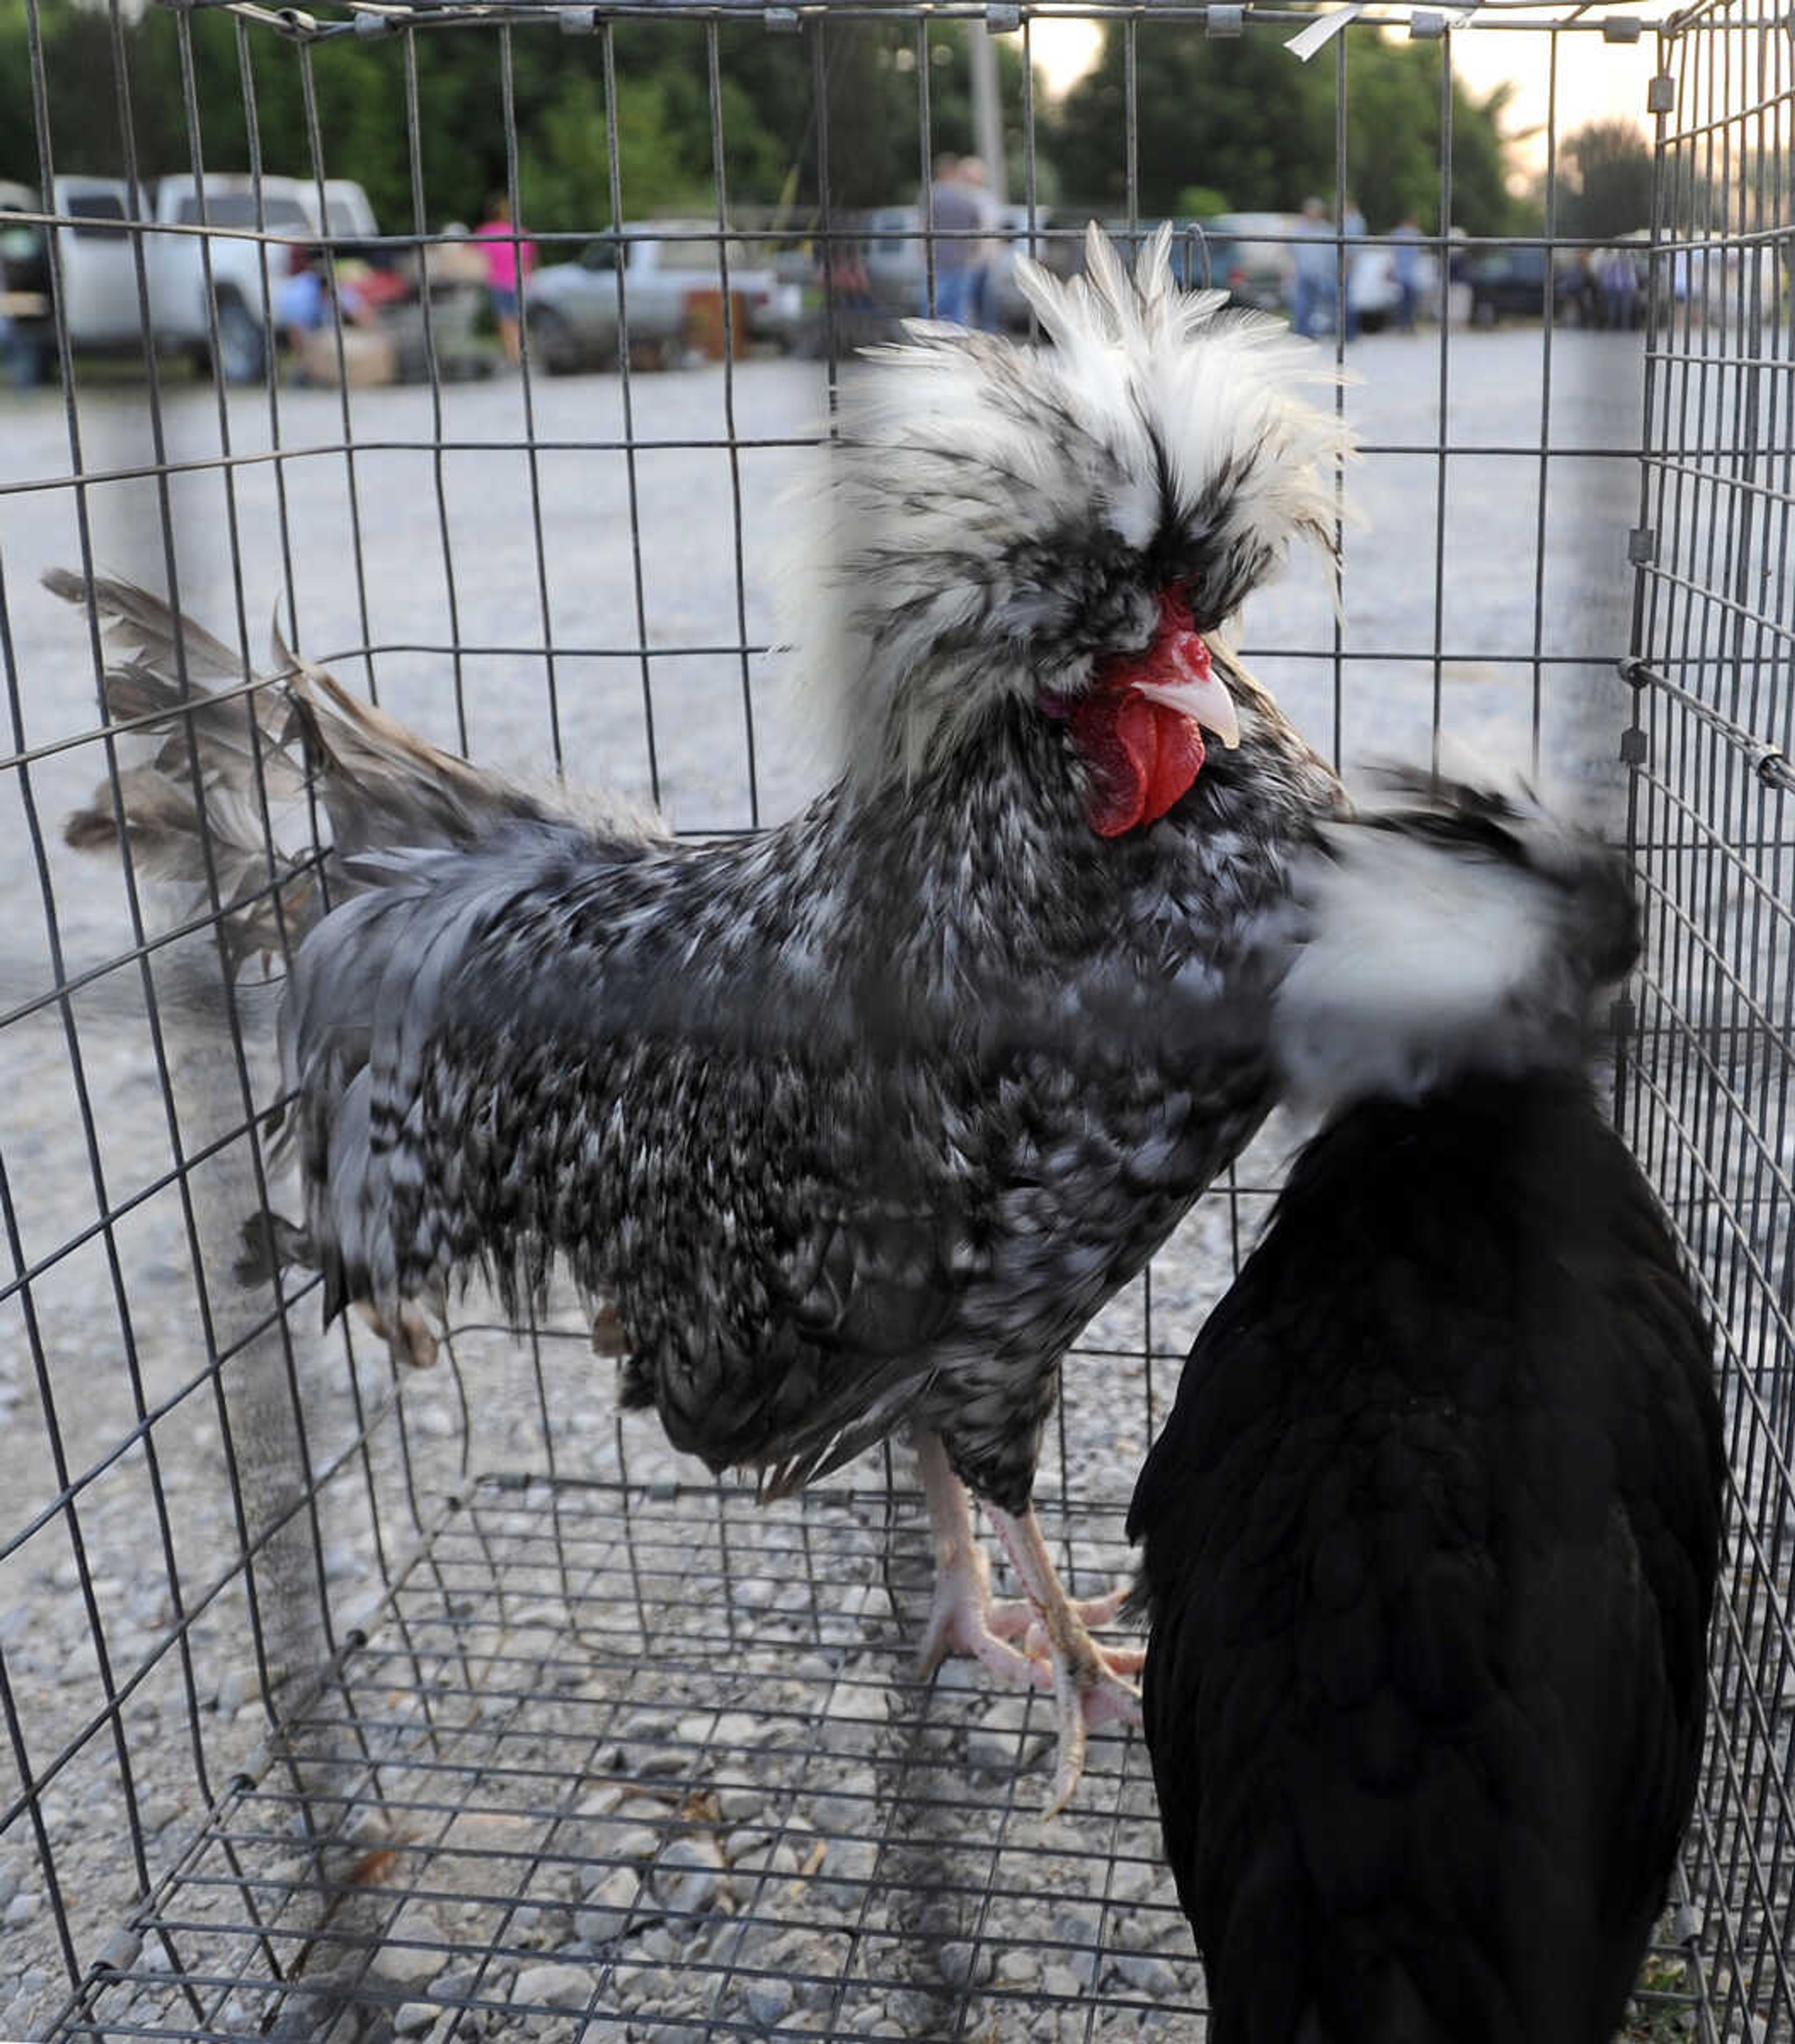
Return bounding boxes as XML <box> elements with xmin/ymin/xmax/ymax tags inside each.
<box><xmin>1050</xmin><ymin>18</ymin><xmax>1522</xmax><ymax>235</ymax></box>
<box><xmin>521</xmin><ymin>69</ymin><xmax>716</xmax><ymax>233</ymax></box>
<box><xmin>0</xmin><ymin>6</ymin><xmax>990</xmax><ymax>228</ymax></box>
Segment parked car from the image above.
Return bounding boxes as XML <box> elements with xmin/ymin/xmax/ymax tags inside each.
<box><xmin>1184</xmin><ymin>212</ymin><xmax>1303</xmax><ymax>313</ymax></box>
<box><xmin>41</xmin><ymin>172</ymin><xmax>379</xmax><ymax>382</ymax></box>
<box><xmin>297</xmin><ymin>178</ymin><xmax>380</xmax><ymax>242</ymax></box>
<box><xmin>1467</xmin><ymin>245</ymin><xmax>1593</xmax><ymax>328</ymax></box>
<box><xmin>856</xmin><ymin>204</ymin><xmax>1074</xmax><ymax>331</ymax></box>
<box><xmin>525</xmin><ymin>224</ymin><xmax>800</xmax><ymax>373</ymax></box>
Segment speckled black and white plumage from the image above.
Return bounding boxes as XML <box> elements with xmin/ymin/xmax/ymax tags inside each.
<box><xmin>1129</xmin><ymin>785</ymin><xmax>1724</xmax><ymax>2042</ymax></box>
<box><xmin>60</xmin><ymin>229</ymin><xmax>1347</xmax><ymax>1526</ymax></box>
<box><xmin>305</xmin><ymin>695</ymin><xmax>1333</xmax><ymax>1514</ymax></box>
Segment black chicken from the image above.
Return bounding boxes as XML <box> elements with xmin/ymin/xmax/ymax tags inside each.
<box><xmin>1129</xmin><ymin>777</ymin><xmax>1725</xmax><ymax>2037</ymax></box>
<box><xmin>61</xmin><ymin>226</ymin><xmax>1350</xmax><ymax>1810</ymax></box>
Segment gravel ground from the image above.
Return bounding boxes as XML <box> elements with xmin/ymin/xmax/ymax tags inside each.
<box><xmin>0</xmin><ymin>323</ymin><xmax>1669</xmax><ymax>2041</ymax></box>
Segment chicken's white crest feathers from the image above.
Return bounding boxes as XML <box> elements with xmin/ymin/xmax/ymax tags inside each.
<box><xmin>778</xmin><ymin>223</ymin><xmax>1354</xmax><ymax>789</ymax></box>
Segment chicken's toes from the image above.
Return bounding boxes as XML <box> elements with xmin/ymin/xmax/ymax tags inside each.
<box><xmin>916</xmin><ymin>1559</ymin><xmax>1049</xmax><ymax>1690</ymax></box>
<box><xmin>1014</xmin><ymin>1579</ymin><xmax>1145</xmax><ymax>1668</ymax></box>
<box><xmin>1065</xmin><ymin>1580</ymin><xmax>1135</xmax><ymax>1631</ymax></box>
<box><xmin>1040</xmin><ymin>1642</ymin><xmax>1142</xmax><ymax>1820</ymax></box>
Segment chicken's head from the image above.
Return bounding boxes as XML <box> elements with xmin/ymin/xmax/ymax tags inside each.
<box><xmin>785</xmin><ymin>223</ymin><xmax>1353</xmax><ymax>835</ymax></box>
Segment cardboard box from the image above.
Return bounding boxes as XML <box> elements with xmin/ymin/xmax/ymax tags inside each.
<box><xmin>296</xmin><ymin>324</ymin><xmax>396</xmax><ymax>388</ymax></box>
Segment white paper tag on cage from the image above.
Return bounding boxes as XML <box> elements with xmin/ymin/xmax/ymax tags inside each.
<box><xmin>1285</xmin><ymin>5</ymin><xmax>1364</xmax><ymax>59</ymax></box>
<box><xmin>1287</xmin><ymin>0</ymin><xmax>1474</xmax><ymax>56</ymax></box>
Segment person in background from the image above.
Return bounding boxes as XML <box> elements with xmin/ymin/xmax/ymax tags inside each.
<box><xmin>1390</xmin><ymin>210</ymin><xmax>1423</xmax><ymax>333</ymax></box>
<box><xmin>475</xmin><ymin>192</ymin><xmax>534</xmax><ymax>368</ymax></box>
<box><xmin>1291</xmin><ymin>196</ymin><xmax>1336</xmax><ymax>340</ymax></box>
<box><xmin>1598</xmin><ymin>244</ymin><xmax>1639</xmax><ymax>331</ymax></box>
<box><xmin>276</xmin><ymin>245</ymin><xmax>371</xmax><ymax>383</ymax></box>
<box><xmin>926</xmin><ymin>152</ymin><xmax>984</xmax><ymax>326</ymax></box>
<box><xmin>1340</xmin><ymin>194</ymin><xmax>1366</xmax><ymax>342</ymax></box>
<box><xmin>957</xmin><ymin>154</ymin><xmax>1003</xmax><ymax>332</ymax></box>
<box><xmin>0</xmin><ymin>214</ymin><xmax>50</xmax><ymax>389</ymax></box>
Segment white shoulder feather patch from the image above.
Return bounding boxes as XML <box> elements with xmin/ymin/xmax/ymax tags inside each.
<box><xmin>1272</xmin><ymin>785</ymin><xmax>1636</xmax><ymax>1112</ymax></box>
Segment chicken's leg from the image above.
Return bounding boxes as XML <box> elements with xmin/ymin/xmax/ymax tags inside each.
<box><xmin>910</xmin><ymin>1430</ymin><xmax>1142</xmax><ymax>1814</ymax></box>
<box><xmin>912</xmin><ymin>1429</ymin><xmax>1042</xmax><ymax>1689</ymax></box>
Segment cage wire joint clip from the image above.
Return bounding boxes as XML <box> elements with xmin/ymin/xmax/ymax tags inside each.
<box><xmin>1618</xmin><ymin>655</ymin><xmax>1795</xmax><ymax>795</ymax></box>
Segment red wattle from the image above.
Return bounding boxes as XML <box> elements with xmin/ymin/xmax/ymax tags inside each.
<box><xmin>1140</xmin><ymin>694</ymin><xmax>1207</xmax><ymax>822</ymax></box>
<box><xmin>1070</xmin><ymin>687</ymin><xmax>1207</xmax><ymax>838</ymax></box>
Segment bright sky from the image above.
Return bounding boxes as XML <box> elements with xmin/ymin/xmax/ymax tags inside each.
<box><xmin>1027</xmin><ymin>10</ymin><xmax>1665</xmax><ymax>186</ymax></box>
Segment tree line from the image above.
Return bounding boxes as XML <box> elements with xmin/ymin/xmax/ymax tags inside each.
<box><xmin>2</xmin><ymin>1</ymin><xmax>1657</xmax><ymax>243</ymax></box>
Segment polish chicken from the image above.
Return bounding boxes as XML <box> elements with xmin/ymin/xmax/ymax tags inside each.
<box><xmin>62</xmin><ymin>226</ymin><xmax>1350</xmax><ymax>1809</ymax></box>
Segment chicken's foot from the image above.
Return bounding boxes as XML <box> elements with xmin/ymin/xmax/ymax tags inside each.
<box><xmin>987</xmin><ymin>1501</ymin><xmax>1143</xmax><ymax>1818</ymax></box>
<box><xmin>910</xmin><ymin>1431</ymin><xmax>1142</xmax><ymax>1814</ymax></box>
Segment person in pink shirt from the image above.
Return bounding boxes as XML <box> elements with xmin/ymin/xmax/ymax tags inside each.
<box><xmin>474</xmin><ymin>193</ymin><xmax>534</xmax><ymax>367</ymax></box>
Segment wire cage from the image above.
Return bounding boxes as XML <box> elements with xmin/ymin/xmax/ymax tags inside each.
<box><xmin>0</xmin><ymin>0</ymin><xmax>1790</xmax><ymax>2039</ymax></box>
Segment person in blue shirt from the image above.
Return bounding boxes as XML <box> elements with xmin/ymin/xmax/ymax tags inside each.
<box><xmin>276</xmin><ymin>247</ymin><xmax>371</xmax><ymax>384</ymax></box>
<box><xmin>1390</xmin><ymin>212</ymin><xmax>1423</xmax><ymax>333</ymax></box>
<box><xmin>1291</xmin><ymin>198</ymin><xmax>1336</xmax><ymax>340</ymax></box>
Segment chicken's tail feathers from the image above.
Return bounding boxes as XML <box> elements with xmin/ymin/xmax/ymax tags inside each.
<box><xmin>54</xmin><ymin>570</ymin><xmax>562</xmax><ymax>970</ymax></box>
<box><xmin>276</xmin><ymin>620</ymin><xmax>557</xmax><ymax>858</ymax></box>
<box><xmin>53</xmin><ymin>569</ymin><xmax>321</xmax><ymax>968</ymax></box>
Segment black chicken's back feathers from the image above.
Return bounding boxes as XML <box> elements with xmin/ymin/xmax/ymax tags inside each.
<box><xmin>1131</xmin><ymin>1078</ymin><xmax>1721</xmax><ymax>2043</ymax></box>
<box><xmin>1128</xmin><ymin>789</ymin><xmax>1723</xmax><ymax>2044</ymax></box>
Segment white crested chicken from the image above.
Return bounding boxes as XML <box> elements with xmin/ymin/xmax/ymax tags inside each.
<box><xmin>62</xmin><ymin>225</ymin><xmax>1351</xmax><ymax>1811</ymax></box>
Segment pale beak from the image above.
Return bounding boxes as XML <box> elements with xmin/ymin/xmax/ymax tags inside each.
<box><xmin>1132</xmin><ymin>637</ymin><xmax>1242</xmax><ymax>750</ymax></box>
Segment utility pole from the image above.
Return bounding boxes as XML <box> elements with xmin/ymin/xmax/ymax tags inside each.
<box><xmin>968</xmin><ymin>20</ymin><xmax>1006</xmax><ymax>206</ymax></box>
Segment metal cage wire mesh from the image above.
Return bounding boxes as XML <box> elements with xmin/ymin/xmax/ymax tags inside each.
<box><xmin>0</xmin><ymin>1</ymin><xmax>1789</xmax><ymax>2039</ymax></box>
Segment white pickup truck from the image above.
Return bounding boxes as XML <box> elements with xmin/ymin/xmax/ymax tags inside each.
<box><xmin>524</xmin><ymin>222</ymin><xmax>801</xmax><ymax>372</ymax></box>
<box><xmin>44</xmin><ymin>172</ymin><xmax>378</xmax><ymax>383</ymax></box>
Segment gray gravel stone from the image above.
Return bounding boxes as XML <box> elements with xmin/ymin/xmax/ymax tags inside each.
<box><xmin>377</xmin><ymin>1901</ymin><xmax>451</xmax><ymax>1988</ymax></box>
<box><xmin>744</xmin><ymin>1976</ymin><xmax>795</xmax><ymax>2029</ymax></box>
<box><xmin>711</xmin><ymin>1772</ymin><xmax>767</xmax><ymax>1822</ymax></box>
<box><xmin>214</xmin><ymin>1664</ymin><xmax>260</xmax><ymax>1715</ymax></box>
<box><xmin>574</xmin><ymin>1864</ymin><xmax>639</xmax><ymax>1944</ymax></box>
<box><xmin>394</xmin><ymin>2003</ymin><xmax>438</xmax><ymax>2037</ymax></box>
<box><xmin>965</xmin><ymin>1722</ymin><xmax>1023</xmax><ymax>1772</ymax></box>
<box><xmin>3</xmin><ymin>1891</ymin><xmax>37</xmax><ymax>1929</ymax></box>
<box><xmin>1110</xmin><ymin>1952</ymin><xmax>1181</xmax><ymax>1998</ymax></box>
<box><xmin>58</xmin><ymin>1640</ymin><xmax>100</xmax><ymax>1687</ymax></box>
<box><xmin>652</xmin><ymin>1834</ymin><xmax>727</xmax><ymax>1916</ymax></box>
<box><xmin>937</xmin><ymin>1939</ymin><xmax>990</xmax><ymax>1988</ymax></box>
<box><xmin>511</xmin><ymin>1960</ymin><xmax>594</xmax><ymax>2010</ymax></box>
